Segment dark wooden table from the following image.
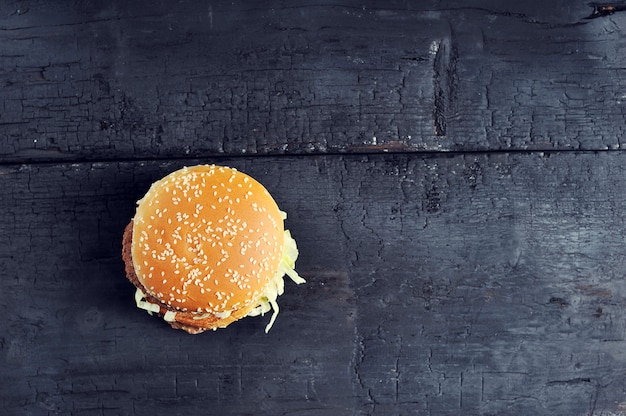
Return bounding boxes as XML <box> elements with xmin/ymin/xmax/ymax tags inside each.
<box><xmin>2</xmin><ymin>1</ymin><xmax>626</xmax><ymax>415</ymax></box>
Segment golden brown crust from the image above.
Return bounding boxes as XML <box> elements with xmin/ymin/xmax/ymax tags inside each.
<box><xmin>122</xmin><ymin>165</ymin><xmax>286</xmax><ymax>334</ymax></box>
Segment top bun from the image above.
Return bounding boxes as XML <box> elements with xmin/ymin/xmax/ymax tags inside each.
<box><xmin>131</xmin><ymin>165</ymin><xmax>285</xmax><ymax>319</ymax></box>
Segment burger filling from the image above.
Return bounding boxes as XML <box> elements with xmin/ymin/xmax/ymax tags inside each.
<box><xmin>134</xmin><ymin>229</ymin><xmax>304</xmax><ymax>332</ymax></box>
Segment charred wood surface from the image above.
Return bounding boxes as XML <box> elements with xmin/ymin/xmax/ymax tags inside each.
<box><xmin>1</xmin><ymin>1</ymin><xmax>626</xmax><ymax>415</ymax></box>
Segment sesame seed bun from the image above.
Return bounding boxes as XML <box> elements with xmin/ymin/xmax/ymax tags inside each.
<box><xmin>122</xmin><ymin>164</ymin><xmax>304</xmax><ymax>333</ymax></box>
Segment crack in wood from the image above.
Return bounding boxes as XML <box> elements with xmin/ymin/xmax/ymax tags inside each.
<box><xmin>585</xmin><ymin>2</ymin><xmax>626</xmax><ymax>19</ymax></box>
<box><xmin>432</xmin><ymin>36</ymin><xmax>458</xmax><ymax>137</ymax></box>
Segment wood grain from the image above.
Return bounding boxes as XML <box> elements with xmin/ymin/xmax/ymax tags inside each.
<box><xmin>2</xmin><ymin>1</ymin><xmax>626</xmax><ymax>415</ymax></box>
<box><xmin>0</xmin><ymin>1</ymin><xmax>624</xmax><ymax>163</ymax></box>
<box><xmin>2</xmin><ymin>153</ymin><xmax>626</xmax><ymax>415</ymax></box>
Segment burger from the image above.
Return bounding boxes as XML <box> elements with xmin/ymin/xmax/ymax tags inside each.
<box><xmin>122</xmin><ymin>164</ymin><xmax>305</xmax><ymax>333</ymax></box>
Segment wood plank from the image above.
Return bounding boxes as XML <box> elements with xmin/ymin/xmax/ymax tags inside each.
<box><xmin>0</xmin><ymin>159</ymin><xmax>354</xmax><ymax>415</ymax></box>
<box><xmin>1</xmin><ymin>1</ymin><xmax>623</xmax><ymax>163</ymax></box>
<box><xmin>2</xmin><ymin>153</ymin><xmax>626</xmax><ymax>414</ymax></box>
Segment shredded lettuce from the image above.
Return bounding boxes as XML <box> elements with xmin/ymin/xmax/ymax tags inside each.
<box><xmin>246</xmin><ymin>229</ymin><xmax>305</xmax><ymax>332</ymax></box>
<box><xmin>135</xmin><ymin>287</ymin><xmax>161</xmax><ymax>314</ymax></box>
<box><xmin>163</xmin><ymin>310</ymin><xmax>177</xmax><ymax>322</ymax></box>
